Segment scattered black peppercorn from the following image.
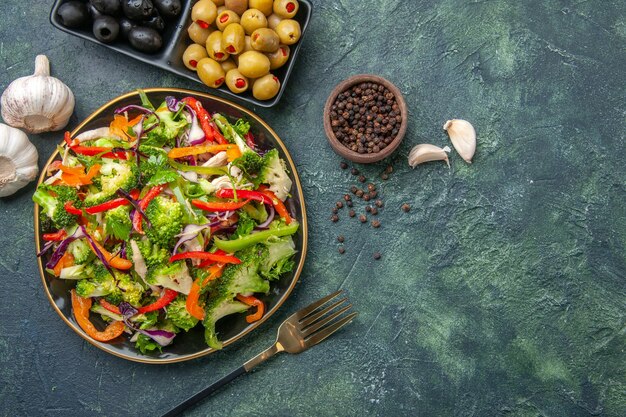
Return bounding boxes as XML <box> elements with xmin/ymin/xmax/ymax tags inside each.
<box><xmin>339</xmin><ymin>247</ymin><xmax>345</xmax><ymax>254</ymax></box>
<box><xmin>385</xmin><ymin>165</ymin><xmax>393</xmax><ymax>174</ymax></box>
<box><xmin>367</xmin><ymin>183</ymin><xmax>376</xmax><ymax>192</ymax></box>
<box><xmin>358</xmin><ymin>175</ymin><xmax>366</xmax><ymax>183</ymax></box>
<box><xmin>340</xmin><ymin>161</ymin><xmax>348</xmax><ymax>169</ymax></box>
<box><xmin>375</xmin><ymin>199</ymin><xmax>383</xmax><ymax>208</ymax></box>
<box><xmin>365</xmin><ymin>205</ymin><xmax>372</xmax><ymax>213</ymax></box>
<box><xmin>356</xmin><ymin>190</ymin><xmax>364</xmax><ymax>197</ymax></box>
<box><xmin>363</xmin><ymin>194</ymin><xmax>371</xmax><ymax>201</ymax></box>
<box><xmin>381</xmin><ymin>173</ymin><xmax>389</xmax><ymax>180</ymax></box>
<box><xmin>332</xmin><ymin>207</ymin><xmax>338</xmax><ymax>214</ymax></box>
<box><xmin>343</xmin><ymin>194</ymin><xmax>351</xmax><ymax>201</ymax></box>
<box><xmin>337</xmin><ymin>235</ymin><xmax>345</xmax><ymax>243</ymax></box>
<box><xmin>351</xmin><ymin>168</ymin><xmax>359</xmax><ymax>175</ymax></box>
<box><xmin>349</xmin><ymin>209</ymin><xmax>356</xmax><ymax>217</ymax></box>
<box><xmin>347</xmin><ymin>200</ymin><xmax>353</xmax><ymax>208</ymax></box>
<box><xmin>369</xmin><ymin>191</ymin><xmax>378</xmax><ymax>198</ymax></box>
<box><xmin>373</xmin><ymin>252</ymin><xmax>381</xmax><ymax>260</ymax></box>
<box><xmin>401</xmin><ymin>203</ymin><xmax>411</xmax><ymax>212</ymax></box>
<box><xmin>371</xmin><ymin>207</ymin><xmax>378</xmax><ymax>215</ymax></box>
<box><xmin>331</xmin><ymin>214</ymin><xmax>339</xmax><ymax>222</ymax></box>
<box><xmin>371</xmin><ymin>220</ymin><xmax>381</xmax><ymax>228</ymax></box>
<box><xmin>336</xmin><ymin>201</ymin><xmax>344</xmax><ymax>209</ymax></box>
<box><xmin>359</xmin><ymin>214</ymin><xmax>367</xmax><ymax>223</ymax></box>
<box><xmin>350</xmin><ymin>186</ymin><xmax>358</xmax><ymax>193</ymax></box>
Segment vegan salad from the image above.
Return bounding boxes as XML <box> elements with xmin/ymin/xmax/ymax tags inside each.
<box><xmin>35</xmin><ymin>91</ymin><xmax>299</xmax><ymax>354</ymax></box>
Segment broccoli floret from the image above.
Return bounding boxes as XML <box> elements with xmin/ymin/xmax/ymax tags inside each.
<box><xmin>242</xmin><ymin>201</ymin><xmax>268</xmax><ymax>223</ymax></box>
<box><xmin>128</xmin><ymin>238</ymin><xmax>170</xmax><ymax>269</ymax></box>
<box><xmin>117</xmin><ymin>273</ymin><xmax>144</xmax><ymax>306</ymax></box>
<box><xmin>147</xmin><ymin>261</ymin><xmax>193</xmax><ymax>294</ymax></box>
<box><xmin>259</xmin><ymin>149</ymin><xmax>292</xmax><ymax>201</ymax></box>
<box><xmin>214</xmin><ymin>114</ymin><xmax>263</xmax><ymax>180</ymax></box>
<box><xmin>259</xmin><ymin>236</ymin><xmax>296</xmax><ymax>280</ymax></box>
<box><xmin>83</xmin><ymin>161</ymin><xmax>139</xmax><ymax>207</ymax></box>
<box><xmin>104</xmin><ymin>205</ymin><xmax>132</xmax><ymax>241</ymax></box>
<box><xmin>138</xmin><ymin>145</ymin><xmax>168</xmax><ymax>180</ymax></box>
<box><xmin>75</xmin><ymin>263</ymin><xmax>117</xmax><ymax>298</ymax></box>
<box><xmin>135</xmin><ymin>334</ymin><xmax>162</xmax><ymax>354</ymax></box>
<box><xmin>220</xmin><ymin>245</ymin><xmax>271</xmax><ymax>296</ymax></box>
<box><xmin>91</xmin><ymin>303</ymin><xmax>123</xmax><ymax>322</ymax></box>
<box><xmin>232</xmin><ymin>211</ymin><xmax>255</xmax><ymax>239</ymax></box>
<box><xmin>166</xmin><ymin>295</ymin><xmax>199</xmax><ymax>331</ymax></box>
<box><xmin>203</xmin><ymin>295</ymin><xmax>249</xmax><ymax>349</ymax></box>
<box><xmin>233</xmin><ymin>119</ymin><xmax>250</xmax><ymax>137</ymax></box>
<box><xmin>32</xmin><ymin>185</ymin><xmax>81</xmax><ymax>229</ymax></box>
<box><xmin>142</xmin><ymin>104</ymin><xmax>188</xmax><ymax>148</ymax></box>
<box><xmin>68</xmin><ymin>239</ymin><xmax>94</xmax><ymax>265</ymax></box>
<box><xmin>134</xmin><ymin>311</ymin><xmax>159</xmax><ymax>329</ymax></box>
<box><xmin>144</xmin><ymin>196</ymin><xmax>184</xmax><ymax>247</ymax></box>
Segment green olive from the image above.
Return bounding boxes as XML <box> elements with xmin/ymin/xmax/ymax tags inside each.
<box><xmin>183</xmin><ymin>44</ymin><xmax>209</xmax><ymax>71</ymax></box>
<box><xmin>273</xmin><ymin>0</ymin><xmax>298</xmax><ymax>18</ymax></box>
<box><xmin>187</xmin><ymin>21</ymin><xmax>214</xmax><ymax>45</ymax></box>
<box><xmin>250</xmin><ymin>28</ymin><xmax>279</xmax><ymax>52</ymax></box>
<box><xmin>267</xmin><ymin>13</ymin><xmax>282</xmax><ymax>30</ymax></box>
<box><xmin>243</xmin><ymin>35</ymin><xmax>254</xmax><ymax>52</ymax></box>
<box><xmin>266</xmin><ymin>44</ymin><xmax>289</xmax><ymax>69</ymax></box>
<box><xmin>220</xmin><ymin>58</ymin><xmax>237</xmax><ymax>72</ymax></box>
<box><xmin>192</xmin><ymin>0</ymin><xmax>218</xmax><ymax>27</ymax></box>
<box><xmin>249</xmin><ymin>0</ymin><xmax>273</xmax><ymax>16</ymax></box>
<box><xmin>215</xmin><ymin>10</ymin><xmax>240</xmax><ymax>31</ymax></box>
<box><xmin>197</xmin><ymin>57</ymin><xmax>226</xmax><ymax>88</ymax></box>
<box><xmin>252</xmin><ymin>73</ymin><xmax>280</xmax><ymax>100</ymax></box>
<box><xmin>224</xmin><ymin>0</ymin><xmax>248</xmax><ymax>15</ymax></box>
<box><xmin>217</xmin><ymin>5</ymin><xmax>226</xmax><ymax>14</ymax></box>
<box><xmin>221</xmin><ymin>23</ymin><xmax>245</xmax><ymax>55</ymax></box>
<box><xmin>209</xmin><ymin>0</ymin><xmax>225</xmax><ymax>5</ymax></box>
<box><xmin>237</xmin><ymin>50</ymin><xmax>270</xmax><ymax>78</ymax></box>
<box><xmin>206</xmin><ymin>30</ymin><xmax>230</xmax><ymax>61</ymax></box>
<box><xmin>275</xmin><ymin>19</ymin><xmax>300</xmax><ymax>45</ymax></box>
<box><xmin>225</xmin><ymin>69</ymin><xmax>249</xmax><ymax>93</ymax></box>
<box><xmin>241</xmin><ymin>9</ymin><xmax>268</xmax><ymax>35</ymax></box>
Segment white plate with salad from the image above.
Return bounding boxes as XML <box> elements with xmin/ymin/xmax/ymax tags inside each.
<box><xmin>34</xmin><ymin>88</ymin><xmax>307</xmax><ymax>364</ymax></box>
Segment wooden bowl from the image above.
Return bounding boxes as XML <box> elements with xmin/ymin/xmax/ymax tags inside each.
<box><xmin>323</xmin><ymin>74</ymin><xmax>407</xmax><ymax>164</ymax></box>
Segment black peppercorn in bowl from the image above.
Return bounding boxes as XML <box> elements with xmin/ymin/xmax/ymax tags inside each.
<box><xmin>323</xmin><ymin>74</ymin><xmax>407</xmax><ymax>164</ymax></box>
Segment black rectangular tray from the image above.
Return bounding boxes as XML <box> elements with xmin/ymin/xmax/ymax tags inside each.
<box><xmin>50</xmin><ymin>0</ymin><xmax>311</xmax><ymax>108</ymax></box>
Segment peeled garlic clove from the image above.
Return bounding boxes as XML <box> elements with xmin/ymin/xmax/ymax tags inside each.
<box><xmin>0</xmin><ymin>123</ymin><xmax>39</xmax><ymax>197</ymax></box>
<box><xmin>408</xmin><ymin>144</ymin><xmax>451</xmax><ymax>168</ymax></box>
<box><xmin>443</xmin><ymin>119</ymin><xmax>476</xmax><ymax>163</ymax></box>
<box><xmin>1</xmin><ymin>55</ymin><xmax>75</xmax><ymax>134</ymax></box>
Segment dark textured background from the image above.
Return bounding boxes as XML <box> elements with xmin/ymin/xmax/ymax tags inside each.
<box><xmin>1</xmin><ymin>1</ymin><xmax>625</xmax><ymax>416</ymax></box>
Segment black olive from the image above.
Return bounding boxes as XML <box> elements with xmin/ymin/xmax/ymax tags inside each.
<box><xmin>142</xmin><ymin>12</ymin><xmax>165</xmax><ymax>32</ymax></box>
<box><xmin>93</xmin><ymin>16</ymin><xmax>120</xmax><ymax>43</ymax></box>
<box><xmin>118</xmin><ymin>17</ymin><xmax>136</xmax><ymax>39</ymax></box>
<box><xmin>153</xmin><ymin>0</ymin><xmax>181</xmax><ymax>19</ymax></box>
<box><xmin>122</xmin><ymin>0</ymin><xmax>154</xmax><ymax>21</ymax></box>
<box><xmin>57</xmin><ymin>1</ymin><xmax>90</xmax><ymax>28</ymax></box>
<box><xmin>89</xmin><ymin>0</ymin><xmax>122</xmax><ymax>16</ymax></box>
<box><xmin>86</xmin><ymin>2</ymin><xmax>103</xmax><ymax>18</ymax></box>
<box><xmin>128</xmin><ymin>26</ymin><xmax>162</xmax><ymax>53</ymax></box>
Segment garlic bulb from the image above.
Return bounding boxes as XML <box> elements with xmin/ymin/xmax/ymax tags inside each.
<box><xmin>0</xmin><ymin>123</ymin><xmax>39</xmax><ymax>197</ymax></box>
<box><xmin>443</xmin><ymin>119</ymin><xmax>476</xmax><ymax>163</ymax></box>
<box><xmin>1</xmin><ymin>55</ymin><xmax>75</xmax><ymax>134</ymax></box>
<box><xmin>408</xmin><ymin>144</ymin><xmax>451</xmax><ymax>168</ymax></box>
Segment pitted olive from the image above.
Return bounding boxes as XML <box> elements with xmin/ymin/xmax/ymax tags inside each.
<box><xmin>240</xmin><ymin>9</ymin><xmax>267</xmax><ymax>35</ymax></box>
<box><xmin>250</xmin><ymin>28</ymin><xmax>279</xmax><ymax>52</ymax></box>
<box><xmin>267</xmin><ymin>13</ymin><xmax>282</xmax><ymax>30</ymax></box>
<box><xmin>222</xmin><ymin>23</ymin><xmax>245</xmax><ymax>54</ymax></box>
<box><xmin>188</xmin><ymin>21</ymin><xmax>214</xmax><ymax>44</ymax></box>
<box><xmin>272</xmin><ymin>0</ymin><xmax>298</xmax><ymax>18</ymax></box>
<box><xmin>215</xmin><ymin>10</ymin><xmax>240</xmax><ymax>31</ymax></box>
<box><xmin>275</xmin><ymin>19</ymin><xmax>300</xmax><ymax>45</ymax></box>
<box><xmin>224</xmin><ymin>0</ymin><xmax>248</xmax><ymax>15</ymax></box>
<box><xmin>183</xmin><ymin>44</ymin><xmax>209</xmax><ymax>70</ymax></box>
<box><xmin>225</xmin><ymin>69</ymin><xmax>249</xmax><ymax>93</ymax></box>
<box><xmin>266</xmin><ymin>44</ymin><xmax>289</xmax><ymax>69</ymax></box>
<box><xmin>191</xmin><ymin>0</ymin><xmax>217</xmax><ymax>28</ymax></box>
<box><xmin>220</xmin><ymin>58</ymin><xmax>238</xmax><ymax>72</ymax></box>
<box><xmin>197</xmin><ymin>57</ymin><xmax>226</xmax><ymax>88</ymax></box>
<box><xmin>249</xmin><ymin>0</ymin><xmax>273</xmax><ymax>16</ymax></box>
<box><xmin>252</xmin><ymin>73</ymin><xmax>280</xmax><ymax>100</ymax></box>
<box><xmin>206</xmin><ymin>30</ymin><xmax>230</xmax><ymax>61</ymax></box>
<box><xmin>237</xmin><ymin>51</ymin><xmax>270</xmax><ymax>78</ymax></box>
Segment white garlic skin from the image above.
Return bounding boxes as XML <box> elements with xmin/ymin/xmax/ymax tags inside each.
<box><xmin>0</xmin><ymin>123</ymin><xmax>39</xmax><ymax>197</ymax></box>
<box><xmin>443</xmin><ymin>119</ymin><xmax>476</xmax><ymax>163</ymax></box>
<box><xmin>1</xmin><ymin>55</ymin><xmax>75</xmax><ymax>134</ymax></box>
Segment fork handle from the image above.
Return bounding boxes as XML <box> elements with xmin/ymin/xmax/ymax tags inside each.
<box><xmin>161</xmin><ymin>366</ymin><xmax>246</xmax><ymax>417</ymax></box>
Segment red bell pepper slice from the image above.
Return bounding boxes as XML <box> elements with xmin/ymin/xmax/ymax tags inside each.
<box><xmin>197</xmin><ymin>249</ymin><xmax>227</xmax><ymax>268</ymax></box>
<box><xmin>137</xmin><ymin>289</ymin><xmax>179</xmax><ymax>314</ymax></box>
<box><xmin>133</xmin><ymin>184</ymin><xmax>165</xmax><ymax>234</ymax></box>
<box><xmin>64</xmin><ymin>131</ymin><xmax>130</xmax><ymax>159</ymax></box>
<box><xmin>236</xmin><ymin>294</ymin><xmax>265</xmax><ymax>323</ymax></box>
<box><xmin>215</xmin><ymin>188</ymin><xmax>273</xmax><ymax>205</ymax></box>
<box><xmin>64</xmin><ymin>201</ymin><xmax>83</xmax><ymax>216</ymax></box>
<box><xmin>257</xmin><ymin>185</ymin><xmax>293</xmax><ymax>225</ymax></box>
<box><xmin>191</xmin><ymin>198</ymin><xmax>251</xmax><ymax>212</ymax></box>
<box><xmin>99</xmin><ymin>299</ymin><xmax>121</xmax><ymax>315</ymax></box>
<box><xmin>43</xmin><ymin>229</ymin><xmax>67</xmax><ymax>241</ymax></box>
<box><xmin>182</xmin><ymin>97</ymin><xmax>215</xmax><ymax>143</ymax></box>
<box><xmin>244</xmin><ymin>132</ymin><xmax>255</xmax><ymax>149</ymax></box>
<box><xmin>85</xmin><ymin>189</ymin><xmax>140</xmax><ymax>214</ymax></box>
<box><xmin>169</xmin><ymin>251</ymin><xmax>240</xmax><ymax>265</ymax></box>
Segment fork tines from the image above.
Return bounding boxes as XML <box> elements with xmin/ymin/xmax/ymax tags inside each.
<box><xmin>296</xmin><ymin>290</ymin><xmax>357</xmax><ymax>344</ymax></box>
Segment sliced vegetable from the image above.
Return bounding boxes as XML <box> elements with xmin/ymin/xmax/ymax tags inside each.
<box><xmin>169</xmin><ymin>251</ymin><xmax>241</xmax><ymax>265</ymax></box>
<box><xmin>43</xmin><ymin>229</ymin><xmax>67</xmax><ymax>241</ymax></box>
<box><xmin>52</xmin><ymin>251</ymin><xmax>74</xmax><ymax>276</ymax></box>
<box><xmin>214</xmin><ymin>221</ymin><xmax>299</xmax><ymax>252</ymax></box>
<box><xmin>257</xmin><ymin>185</ymin><xmax>293</xmax><ymax>225</ymax></box>
<box><xmin>136</xmin><ymin>289</ymin><xmax>179</xmax><ymax>314</ymax></box>
<box><xmin>168</xmin><ymin>159</ymin><xmax>227</xmax><ymax>176</ymax></box>
<box><xmin>186</xmin><ymin>264</ymin><xmax>225</xmax><ymax>320</ymax></box>
<box><xmin>86</xmin><ymin>235</ymin><xmax>133</xmax><ymax>271</ymax></box>
<box><xmin>236</xmin><ymin>294</ymin><xmax>265</xmax><ymax>323</ymax></box>
<box><xmin>64</xmin><ymin>201</ymin><xmax>83</xmax><ymax>216</ymax></box>
<box><xmin>215</xmin><ymin>188</ymin><xmax>273</xmax><ymax>205</ymax></box>
<box><xmin>132</xmin><ymin>184</ymin><xmax>165</xmax><ymax>234</ymax></box>
<box><xmin>191</xmin><ymin>198</ymin><xmax>251</xmax><ymax>212</ymax></box>
<box><xmin>71</xmin><ymin>290</ymin><xmax>125</xmax><ymax>342</ymax></box>
<box><xmin>85</xmin><ymin>189</ymin><xmax>140</xmax><ymax>214</ymax></box>
<box><xmin>167</xmin><ymin>144</ymin><xmax>240</xmax><ymax>161</ymax></box>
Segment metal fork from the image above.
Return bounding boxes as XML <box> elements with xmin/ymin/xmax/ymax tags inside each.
<box><xmin>162</xmin><ymin>290</ymin><xmax>357</xmax><ymax>417</ymax></box>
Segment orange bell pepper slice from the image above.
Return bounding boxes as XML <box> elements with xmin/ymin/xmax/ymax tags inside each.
<box><xmin>88</xmin><ymin>239</ymin><xmax>133</xmax><ymax>270</ymax></box>
<box><xmin>186</xmin><ymin>264</ymin><xmax>225</xmax><ymax>320</ymax></box>
<box><xmin>60</xmin><ymin>164</ymin><xmax>101</xmax><ymax>186</ymax></box>
<box><xmin>167</xmin><ymin>144</ymin><xmax>241</xmax><ymax>161</ymax></box>
<box><xmin>110</xmin><ymin>114</ymin><xmax>143</xmax><ymax>139</ymax></box>
<box><xmin>52</xmin><ymin>251</ymin><xmax>75</xmax><ymax>276</ymax></box>
<box><xmin>71</xmin><ymin>290</ymin><xmax>125</xmax><ymax>342</ymax></box>
<box><xmin>236</xmin><ymin>294</ymin><xmax>265</xmax><ymax>323</ymax></box>
<box><xmin>257</xmin><ymin>185</ymin><xmax>292</xmax><ymax>225</ymax></box>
